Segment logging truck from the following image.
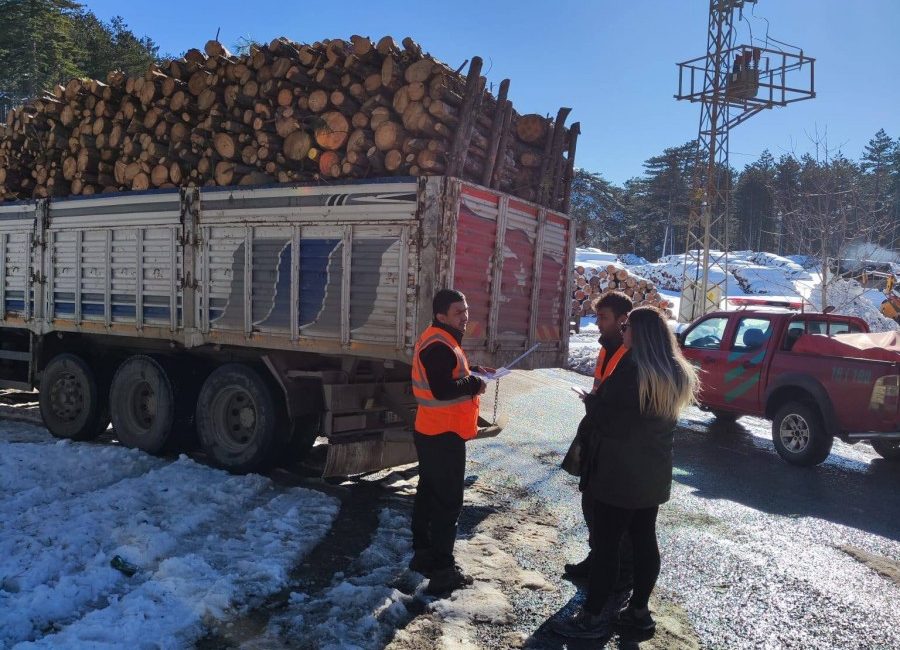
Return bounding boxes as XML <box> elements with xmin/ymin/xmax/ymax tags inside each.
<box><xmin>0</xmin><ymin>176</ymin><xmax>574</xmax><ymax>475</ymax></box>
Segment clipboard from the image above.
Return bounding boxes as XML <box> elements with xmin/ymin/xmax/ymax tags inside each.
<box><xmin>471</xmin><ymin>343</ymin><xmax>542</xmax><ymax>382</ymax></box>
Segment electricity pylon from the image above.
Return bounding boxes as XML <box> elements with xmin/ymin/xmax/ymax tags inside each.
<box><xmin>675</xmin><ymin>0</ymin><xmax>815</xmax><ymax>321</ymax></box>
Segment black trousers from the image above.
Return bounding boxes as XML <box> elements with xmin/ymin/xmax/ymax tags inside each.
<box><xmin>581</xmin><ymin>491</ymin><xmax>634</xmax><ymax>592</ymax></box>
<box><xmin>412</xmin><ymin>431</ymin><xmax>466</xmax><ymax>569</ymax></box>
<box><xmin>585</xmin><ymin>500</ymin><xmax>660</xmax><ymax>614</ymax></box>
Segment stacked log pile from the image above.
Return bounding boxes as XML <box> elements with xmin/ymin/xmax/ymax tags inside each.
<box><xmin>0</xmin><ymin>36</ymin><xmax>579</xmax><ymax>210</ymax></box>
<box><xmin>572</xmin><ymin>264</ymin><xmax>674</xmax><ymax>320</ymax></box>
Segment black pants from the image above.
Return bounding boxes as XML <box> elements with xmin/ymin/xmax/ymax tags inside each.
<box><xmin>585</xmin><ymin>500</ymin><xmax>660</xmax><ymax>614</ymax></box>
<box><xmin>412</xmin><ymin>431</ymin><xmax>466</xmax><ymax>569</ymax></box>
<box><xmin>581</xmin><ymin>491</ymin><xmax>634</xmax><ymax>592</ymax></box>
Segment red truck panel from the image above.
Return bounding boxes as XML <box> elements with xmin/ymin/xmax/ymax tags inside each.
<box><xmin>451</xmin><ymin>182</ymin><xmax>572</xmax><ymax>365</ymax></box>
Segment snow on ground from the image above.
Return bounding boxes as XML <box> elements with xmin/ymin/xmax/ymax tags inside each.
<box><xmin>573</xmin><ymin>247</ymin><xmax>617</xmax><ymax>270</ymax></box>
<box><xmin>264</xmin><ymin>507</ymin><xmax>421</xmax><ymax>649</ymax></box>
<box><xmin>0</xmin><ymin>422</ymin><xmax>339</xmax><ymax>649</ymax></box>
<box><xmin>0</xmin><ymin>419</ymin><xmax>553</xmax><ymax>650</ymax></box>
<box><xmin>576</xmin><ymin>247</ymin><xmax>899</xmax><ymax>333</ymax></box>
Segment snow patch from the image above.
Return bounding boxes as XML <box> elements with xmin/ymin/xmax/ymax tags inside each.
<box><xmin>267</xmin><ymin>508</ymin><xmax>419</xmax><ymax>650</ymax></box>
<box><xmin>0</xmin><ymin>428</ymin><xmax>339</xmax><ymax>648</ymax></box>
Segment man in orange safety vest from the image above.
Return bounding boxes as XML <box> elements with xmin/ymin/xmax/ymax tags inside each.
<box><xmin>409</xmin><ymin>288</ymin><xmax>491</xmax><ymax>595</ymax></box>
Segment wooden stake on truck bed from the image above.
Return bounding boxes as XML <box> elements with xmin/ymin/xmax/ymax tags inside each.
<box><xmin>446</xmin><ymin>57</ymin><xmax>484</xmax><ymax>179</ymax></box>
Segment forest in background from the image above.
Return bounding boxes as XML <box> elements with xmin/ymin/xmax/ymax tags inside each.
<box><xmin>570</xmin><ymin>130</ymin><xmax>900</xmax><ymax>264</ymax></box>
<box><xmin>0</xmin><ymin>0</ymin><xmax>161</xmax><ymax>109</ymax></box>
<box><xmin>2</xmin><ymin>1</ymin><xmax>898</xmax><ymax>267</ymax></box>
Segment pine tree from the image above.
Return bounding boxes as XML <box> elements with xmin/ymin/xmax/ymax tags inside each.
<box><xmin>859</xmin><ymin>129</ymin><xmax>895</xmax><ymax>247</ymax></box>
<box><xmin>734</xmin><ymin>151</ymin><xmax>776</xmax><ymax>251</ymax></box>
<box><xmin>0</xmin><ymin>1</ymin><xmax>160</xmax><ymax>100</ymax></box>
<box><xmin>70</xmin><ymin>13</ymin><xmax>160</xmax><ymax>79</ymax></box>
<box><xmin>0</xmin><ymin>0</ymin><xmax>83</xmax><ymax>97</ymax></box>
<box><xmin>569</xmin><ymin>169</ymin><xmax>626</xmax><ymax>249</ymax></box>
<box><xmin>637</xmin><ymin>141</ymin><xmax>696</xmax><ymax>258</ymax></box>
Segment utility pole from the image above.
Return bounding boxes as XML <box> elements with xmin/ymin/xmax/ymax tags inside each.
<box><xmin>675</xmin><ymin>0</ymin><xmax>815</xmax><ymax>321</ymax></box>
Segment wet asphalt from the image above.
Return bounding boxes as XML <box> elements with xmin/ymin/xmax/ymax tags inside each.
<box><xmin>467</xmin><ymin>368</ymin><xmax>900</xmax><ymax>649</ymax></box>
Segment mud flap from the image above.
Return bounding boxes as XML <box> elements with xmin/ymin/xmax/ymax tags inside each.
<box><xmin>323</xmin><ymin>429</ymin><xmax>418</xmax><ymax>478</ymax></box>
<box><xmin>322</xmin><ymin>413</ymin><xmax>509</xmax><ymax>477</ymax></box>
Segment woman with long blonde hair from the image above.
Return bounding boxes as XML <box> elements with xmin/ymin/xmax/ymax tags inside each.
<box><xmin>554</xmin><ymin>306</ymin><xmax>698</xmax><ymax>640</ymax></box>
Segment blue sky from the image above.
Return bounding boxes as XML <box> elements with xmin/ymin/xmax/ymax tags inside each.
<box><xmin>81</xmin><ymin>0</ymin><xmax>899</xmax><ymax>185</ymax></box>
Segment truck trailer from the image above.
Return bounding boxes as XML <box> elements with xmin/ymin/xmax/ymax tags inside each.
<box><xmin>0</xmin><ymin>175</ymin><xmax>574</xmax><ymax>474</ymax></box>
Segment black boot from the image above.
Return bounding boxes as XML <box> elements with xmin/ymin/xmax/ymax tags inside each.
<box><xmin>563</xmin><ymin>555</ymin><xmax>591</xmax><ymax>579</ymax></box>
<box><xmin>408</xmin><ymin>550</ymin><xmax>437</xmax><ymax>577</ymax></box>
<box><xmin>426</xmin><ymin>564</ymin><xmax>473</xmax><ymax>596</ymax></box>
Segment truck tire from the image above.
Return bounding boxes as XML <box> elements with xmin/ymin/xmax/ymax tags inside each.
<box><xmin>196</xmin><ymin>363</ymin><xmax>279</xmax><ymax>473</ymax></box>
<box><xmin>771</xmin><ymin>401</ymin><xmax>833</xmax><ymax>466</ymax></box>
<box><xmin>39</xmin><ymin>353</ymin><xmax>108</xmax><ymax>441</ymax></box>
<box><xmin>871</xmin><ymin>440</ymin><xmax>900</xmax><ymax>461</ymax></box>
<box><xmin>109</xmin><ymin>356</ymin><xmax>175</xmax><ymax>454</ymax></box>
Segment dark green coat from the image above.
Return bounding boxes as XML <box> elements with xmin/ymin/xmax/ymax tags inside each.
<box><xmin>579</xmin><ymin>355</ymin><xmax>677</xmax><ymax>509</ymax></box>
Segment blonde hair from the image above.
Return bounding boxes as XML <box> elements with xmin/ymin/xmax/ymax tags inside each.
<box><xmin>627</xmin><ymin>306</ymin><xmax>698</xmax><ymax>420</ymax></box>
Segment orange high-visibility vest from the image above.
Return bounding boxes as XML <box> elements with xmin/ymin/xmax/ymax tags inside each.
<box><xmin>411</xmin><ymin>325</ymin><xmax>480</xmax><ymax>440</ymax></box>
<box><xmin>593</xmin><ymin>344</ymin><xmax>628</xmax><ymax>384</ymax></box>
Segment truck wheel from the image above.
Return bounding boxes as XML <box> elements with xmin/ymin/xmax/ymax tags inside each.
<box><xmin>196</xmin><ymin>364</ymin><xmax>278</xmax><ymax>473</ymax></box>
<box><xmin>771</xmin><ymin>401</ymin><xmax>833</xmax><ymax>466</ymax></box>
<box><xmin>871</xmin><ymin>440</ymin><xmax>900</xmax><ymax>461</ymax></box>
<box><xmin>39</xmin><ymin>353</ymin><xmax>108</xmax><ymax>441</ymax></box>
<box><xmin>109</xmin><ymin>356</ymin><xmax>175</xmax><ymax>454</ymax></box>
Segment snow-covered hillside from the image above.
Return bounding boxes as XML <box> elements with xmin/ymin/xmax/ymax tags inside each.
<box><xmin>575</xmin><ymin>248</ymin><xmax>899</xmax><ymax>332</ymax></box>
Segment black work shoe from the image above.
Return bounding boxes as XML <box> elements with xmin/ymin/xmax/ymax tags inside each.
<box><xmin>408</xmin><ymin>551</ymin><xmax>436</xmax><ymax>577</ymax></box>
<box><xmin>551</xmin><ymin>608</ymin><xmax>610</xmax><ymax>639</ymax></box>
<box><xmin>616</xmin><ymin>606</ymin><xmax>656</xmax><ymax>632</ymax></box>
<box><xmin>426</xmin><ymin>564</ymin><xmax>473</xmax><ymax>596</ymax></box>
<box><xmin>609</xmin><ymin>588</ymin><xmax>632</xmax><ymax>615</ymax></box>
<box><xmin>563</xmin><ymin>556</ymin><xmax>591</xmax><ymax>579</ymax></box>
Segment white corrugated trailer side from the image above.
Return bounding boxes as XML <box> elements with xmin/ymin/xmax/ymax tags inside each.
<box><xmin>0</xmin><ymin>176</ymin><xmax>573</xmax><ymax>474</ymax></box>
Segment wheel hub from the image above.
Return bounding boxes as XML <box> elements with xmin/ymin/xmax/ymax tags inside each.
<box><xmin>128</xmin><ymin>380</ymin><xmax>156</xmax><ymax>432</ymax></box>
<box><xmin>49</xmin><ymin>372</ymin><xmax>85</xmax><ymax>423</ymax></box>
<box><xmin>779</xmin><ymin>414</ymin><xmax>810</xmax><ymax>452</ymax></box>
<box><xmin>211</xmin><ymin>387</ymin><xmax>257</xmax><ymax>451</ymax></box>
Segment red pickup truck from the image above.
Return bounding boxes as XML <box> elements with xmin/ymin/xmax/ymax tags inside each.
<box><xmin>678</xmin><ymin>307</ymin><xmax>900</xmax><ymax>466</ymax></box>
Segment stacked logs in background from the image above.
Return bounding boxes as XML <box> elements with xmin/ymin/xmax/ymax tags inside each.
<box><xmin>0</xmin><ymin>35</ymin><xmax>579</xmax><ymax>211</ymax></box>
<box><xmin>572</xmin><ymin>264</ymin><xmax>675</xmax><ymax>321</ymax></box>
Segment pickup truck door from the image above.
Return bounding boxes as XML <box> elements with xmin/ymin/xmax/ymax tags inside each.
<box><xmin>680</xmin><ymin>315</ymin><xmax>731</xmax><ymax>408</ymax></box>
<box><xmin>719</xmin><ymin>316</ymin><xmax>774</xmax><ymax>414</ymax></box>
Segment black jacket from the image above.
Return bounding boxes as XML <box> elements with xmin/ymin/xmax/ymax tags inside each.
<box><xmin>579</xmin><ymin>354</ymin><xmax>677</xmax><ymax>509</ymax></box>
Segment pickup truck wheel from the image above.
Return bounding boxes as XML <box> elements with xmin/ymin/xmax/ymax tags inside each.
<box><xmin>109</xmin><ymin>356</ymin><xmax>175</xmax><ymax>454</ymax></box>
<box><xmin>772</xmin><ymin>402</ymin><xmax>833</xmax><ymax>466</ymax></box>
<box><xmin>871</xmin><ymin>440</ymin><xmax>900</xmax><ymax>461</ymax></box>
<box><xmin>196</xmin><ymin>364</ymin><xmax>278</xmax><ymax>473</ymax></box>
<box><xmin>39</xmin><ymin>353</ymin><xmax>108</xmax><ymax>441</ymax></box>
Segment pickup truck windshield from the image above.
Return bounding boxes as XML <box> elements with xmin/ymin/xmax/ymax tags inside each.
<box><xmin>683</xmin><ymin>316</ymin><xmax>728</xmax><ymax>349</ymax></box>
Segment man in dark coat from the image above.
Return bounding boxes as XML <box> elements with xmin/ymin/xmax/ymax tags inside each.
<box><xmin>565</xmin><ymin>291</ymin><xmax>634</xmax><ymax>600</ymax></box>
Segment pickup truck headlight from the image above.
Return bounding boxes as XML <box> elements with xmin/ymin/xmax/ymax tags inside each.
<box><xmin>869</xmin><ymin>375</ymin><xmax>900</xmax><ymax>411</ymax></box>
